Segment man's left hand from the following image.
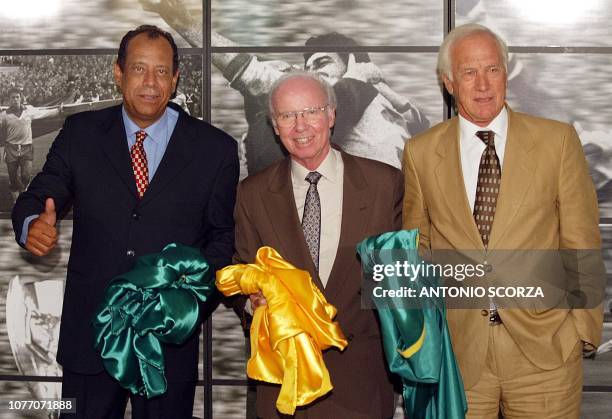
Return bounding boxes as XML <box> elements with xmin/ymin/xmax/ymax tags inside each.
<box><xmin>249</xmin><ymin>291</ymin><xmax>267</xmax><ymax>311</ymax></box>
<box><xmin>343</xmin><ymin>53</ymin><xmax>384</xmax><ymax>84</ymax></box>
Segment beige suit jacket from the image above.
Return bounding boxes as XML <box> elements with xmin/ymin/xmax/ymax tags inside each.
<box><xmin>234</xmin><ymin>151</ymin><xmax>403</xmax><ymax>418</ymax></box>
<box><xmin>402</xmin><ymin>107</ymin><xmax>603</xmax><ymax>389</ymax></box>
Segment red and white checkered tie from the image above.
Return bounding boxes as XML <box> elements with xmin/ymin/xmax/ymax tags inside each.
<box><xmin>130</xmin><ymin>130</ymin><xmax>149</xmax><ymax>199</ymax></box>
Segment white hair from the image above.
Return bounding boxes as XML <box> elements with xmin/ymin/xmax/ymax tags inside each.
<box><xmin>267</xmin><ymin>70</ymin><xmax>337</xmax><ymax>116</ymax></box>
<box><xmin>437</xmin><ymin>23</ymin><xmax>508</xmax><ymax>81</ymax></box>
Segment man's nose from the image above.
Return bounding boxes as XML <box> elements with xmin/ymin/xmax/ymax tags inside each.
<box><xmin>294</xmin><ymin>113</ymin><xmax>308</xmax><ymax>131</ymax></box>
<box><xmin>143</xmin><ymin>70</ymin><xmax>156</xmax><ymax>86</ymax></box>
<box><xmin>475</xmin><ymin>73</ymin><xmax>489</xmax><ymax>91</ymax></box>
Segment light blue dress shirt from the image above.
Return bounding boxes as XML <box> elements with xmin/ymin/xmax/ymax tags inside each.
<box><xmin>122</xmin><ymin>106</ymin><xmax>179</xmax><ymax>181</ymax></box>
<box><xmin>20</xmin><ymin>106</ymin><xmax>179</xmax><ymax>244</ymax></box>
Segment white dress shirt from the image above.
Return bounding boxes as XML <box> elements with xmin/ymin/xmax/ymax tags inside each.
<box><xmin>291</xmin><ymin>148</ymin><xmax>344</xmax><ymax>287</ymax></box>
<box><xmin>245</xmin><ymin>148</ymin><xmax>344</xmax><ymax>315</ymax></box>
<box><xmin>459</xmin><ymin>107</ymin><xmax>508</xmax><ymax>212</ymax></box>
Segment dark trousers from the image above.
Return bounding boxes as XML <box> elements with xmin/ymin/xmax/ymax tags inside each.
<box><xmin>60</xmin><ymin>368</ymin><xmax>196</xmax><ymax>419</ymax></box>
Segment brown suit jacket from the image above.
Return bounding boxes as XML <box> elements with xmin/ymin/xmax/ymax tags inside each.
<box><xmin>402</xmin><ymin>107</ymin><xmax>603</xmax><ymax>389</ymax></box>
<box><xmin>234</xmin><ymin>151</ymin><xmax>403</xmax><ymax>418</ymax></box>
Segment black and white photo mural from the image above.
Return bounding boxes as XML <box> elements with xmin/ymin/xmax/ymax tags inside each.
<box><xmin>0</xmin><ymin>0</ymin><xmax>203</xmax><ymax>48</ymax></box>
<box><xmin>0</xmin><ymin>0</ymin><xmax>610</xmax><ymax>417</ymax></box>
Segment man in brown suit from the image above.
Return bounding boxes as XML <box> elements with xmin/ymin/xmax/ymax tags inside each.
<box><xmin>403</xmin><ymin>23</ymin><xmax>603</xmax><ymax>418</ymax></box>
<box><xmin>234</xmin><ymin>71</ymin><xmax>401</xmax><ymax>418</ymax></box>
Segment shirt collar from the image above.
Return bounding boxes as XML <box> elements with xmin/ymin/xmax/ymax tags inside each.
<box><xmin>122</xmin><ymin>106</ymin><xmax>169</xmax><ymax>146</ymax></box>
<box><xmin>290</xmin><ymin>147</ymin><xmax>341</xmax><ymax>185</ymax></box>
<box><xmin>459</xmin><ymin>106</ymin><xmax>508</xmax><ymax>143</ymax></box>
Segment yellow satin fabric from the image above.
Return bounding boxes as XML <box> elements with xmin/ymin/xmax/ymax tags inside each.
<box><xmin>216</xmin><ymin>247</ymin><xmax>348</xmax><ymax>415</ymax></box>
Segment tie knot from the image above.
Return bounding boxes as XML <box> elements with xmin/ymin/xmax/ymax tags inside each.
<box><xmin>305</xmin><ymin>171</ymin><xmax>322</xmax><ymax>185</ymax></box>
<box><xmin>135</xmin><ymin>130</ymin><xmax>147</xmax><ymax>145</ymax></box>
<box><xmin>476</xmin><ymin>130</ymin><xmax>495</xmax><ymax>146</ymax></box>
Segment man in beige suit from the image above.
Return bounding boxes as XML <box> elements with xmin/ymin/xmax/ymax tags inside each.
<box><xmin>403</xmin><ymin>24</ymin><xmax>603</xmax><ymax>418</ymax></box>
<box><xmin>234</xmin><ymin>71</ymin><xmax>401</xmax><ymax>418</ymax></box>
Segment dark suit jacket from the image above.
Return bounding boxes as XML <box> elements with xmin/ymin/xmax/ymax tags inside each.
<box><xmin>12</xmin><ymin>104</ymin><xmax>239</xmax><ymax>381</ymax></box>
<box><xmin>234</xmin><ymin>151</ymin><xmax>402</xmax><ymax>419</ymax></box>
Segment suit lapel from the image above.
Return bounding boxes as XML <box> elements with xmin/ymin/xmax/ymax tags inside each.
<box><xmin>262</xmin><ymin>159</ymin><xmax>326</xmax><ymax>291</ymax></box>
<box><xmin>434</xmin><ymin>119</ymin><xmax>483</xmax><ymax>249</ymax></box>
<box><xmin>488</xmin><ymin>109</ymin><xmax>536</xmax><ymax>248</ymax></box>
<box><xmin>324</xmin><ymin>152</ymin><xmax>372</xmax><ymax>302</ymax></box>
<box><xmin>140</xmin><ymin>112</ymin><xmax>194</xmax><ymax>206</ymax></box>
<box><xmin>100</xmin><ymin>106</ymin><xmax>139</xmax><ymax>200</ymax></box>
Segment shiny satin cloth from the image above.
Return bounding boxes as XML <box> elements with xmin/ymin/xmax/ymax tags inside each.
<box><xmin>216</xmin><ymin>246</ymin><xmax>348</xmax><ymax>415</ymax></box>
<box><xmin>357</xmin><ymin>229</ymin><xmax>467</xmax><ymax>419</ymax></box>
<box><xmin>92</xmin><ymin>243</ymin><xmax>215</xmax><ymax>398</ymax></box>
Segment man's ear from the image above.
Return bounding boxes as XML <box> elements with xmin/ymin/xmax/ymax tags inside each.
<box><xmin>442</xmin><ymin>75</ymin><xmax>454</xmax><ymax>96</ymax></box>
<box><xmin>171</xmin><ymin>70</ymin><xmax>179</xmax><ymax>95</ymax></box>
<box><xmin>113</xmin><ymin>63</ymin><xmax>123</xmax><ymax>92</ymax></box>
<box><xmin>271</xmin><ymin>119</ymin><xmax>280</xmax><ymax>136</ymax></box>
<box><xmin>327</xmin><ymin>106</ymin><xmax>336</xmax><ymax>129</ymax></box>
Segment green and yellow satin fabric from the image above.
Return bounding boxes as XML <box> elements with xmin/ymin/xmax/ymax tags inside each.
<box><xmin>92</xmin><ymin>243</ymin><xmax>215</xmax><ymax>398</ymax></box>
<box><xmin>216</xmin><ymin>247</ymin><xmax>347</xmax><ymax>415</ymax></box>
<box><xmin>357</xmin><ymin>230</ymin><xmax>467</xmax><ymax>419</ymax></box>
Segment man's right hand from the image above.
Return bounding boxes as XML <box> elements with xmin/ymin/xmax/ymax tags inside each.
<box><xmin>25</xmin><ymin>198</ymin><xmax>58</xmax><ymax>256</ymax></box>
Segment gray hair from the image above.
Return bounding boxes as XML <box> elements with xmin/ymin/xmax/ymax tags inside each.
<box><xmin>268</xmin><ymin>70</ymin><xmax>337</xmax><ymax>116</ymax></box>
<box><xmin>437</xmin><ymin>23</ymin><xmax>508</xmax><ymax>81</ymax></box>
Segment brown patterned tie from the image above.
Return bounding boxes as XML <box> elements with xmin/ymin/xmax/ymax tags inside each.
<box><xmin>302</xmin><ymin>171</ymin><xmax>322</xmax><ymax>271</ymax></box>
<box><xmin>473</xmin><ymin>130</ymin><xmax>501</xmax><ymax>247</ymax></box>
<box><xmin>130</xmin><ymin>130</ymin><xmax>149</xmax><ymax>199</ymax></box>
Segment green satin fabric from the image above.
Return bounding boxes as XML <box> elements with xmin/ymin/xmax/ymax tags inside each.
<box><xmin>357</xmin><ymin>229</ymin><xmax>467</xmax><ymax>419</ymax></box>
<box><xmin>92</xmin><ymin>243</ymin><xmax>215</xmax><ymax>398</ymax></box>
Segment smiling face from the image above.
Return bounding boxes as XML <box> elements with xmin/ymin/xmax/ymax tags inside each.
<box><xmin>443</xmin><ymin>32</ymin><xmax>507</xmax><ymax>127</ymax></box>
<box><xmin>305</xmin><ymin>52</ymin><xmax>347</xmax><ymax>86</ymax></box>
<box><xmin>271</xmin><ymin>76</ymin><xmax>335</xmax><ymax>170</ymax></box>
<box><xmin>113</xmin><ymin>33</ymin><xmax>178</xmax><ymax>128</ymax></box>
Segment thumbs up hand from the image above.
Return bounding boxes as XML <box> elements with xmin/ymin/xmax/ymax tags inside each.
<box><xmin>25</xmin><ymin>198</ymin><xmax>58</xmax><ymax>256</ymax></box>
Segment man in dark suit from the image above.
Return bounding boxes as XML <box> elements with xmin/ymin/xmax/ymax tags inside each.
<box><xmin>12</xmin><ymin>25</ymin><xmax>239</xmax><ymax>418</ymax></box>
<box><xmin>234</xmin><ymin>71</ymin><xmax>402</xmax><ymax>418</ymax></box>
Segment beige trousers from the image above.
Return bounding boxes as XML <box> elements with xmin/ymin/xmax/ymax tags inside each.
<box><xmin>466</xmin><ymin>323</ymin><xmax>582</xmax><ymax>419</ymax></box>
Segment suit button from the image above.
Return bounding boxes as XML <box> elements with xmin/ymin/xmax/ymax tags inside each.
<box><xmin>126</xmin><ymin>249</ymin><xmax>135</xmax><ymax>258</ymax></box>
<box><xmin>481</xmin><ymin>310</ymin><xmax>489</xmax><ymax>317</ymax></box>
<box><xmin>483</xmin><ymin>261</ymin><xmax>493</xmax><ymax>272</ymax></box>
<box><xmin>347</xmin><ymin>333</ymin><xmax>354</xmax><ymax>342</ymax></box>
<box><xmin>132</xmin><ymin>212</ymin><xmax>140</xmax><ymax>220</ymax></box>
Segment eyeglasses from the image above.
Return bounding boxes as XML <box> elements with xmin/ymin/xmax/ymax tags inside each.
<box><xmin>275</xmin><ymin>105</ymin><xmax>329</xmax><ymax>127</ymax></box>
